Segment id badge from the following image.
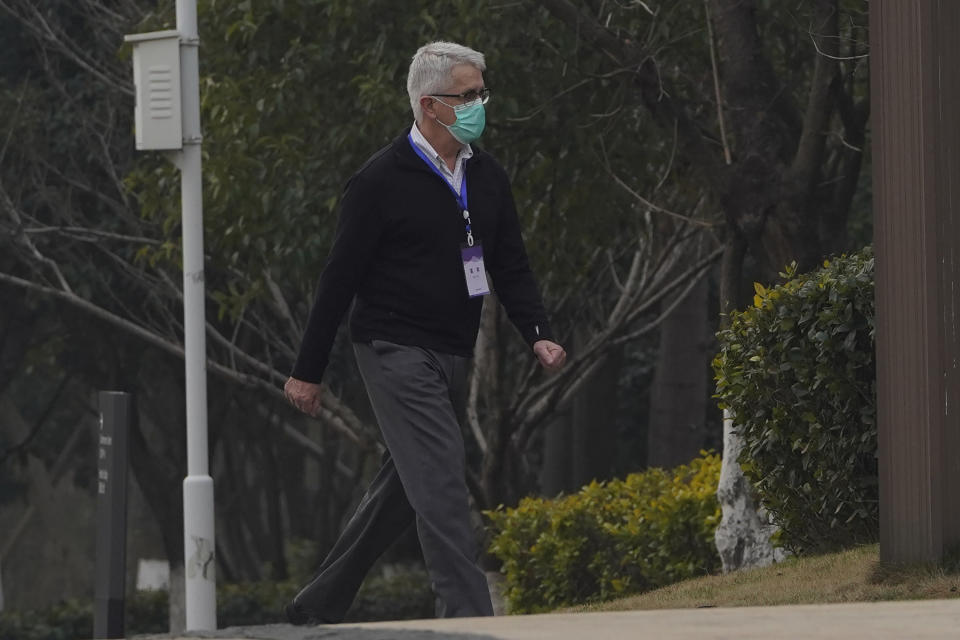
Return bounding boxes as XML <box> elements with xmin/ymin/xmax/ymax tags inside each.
<box><xmin>461</xmin><ymin>242</ymin><xmax>491</xmax><ymax>298</ymax></box>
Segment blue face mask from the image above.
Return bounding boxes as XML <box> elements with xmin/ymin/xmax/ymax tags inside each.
<box><xmin>436</xmin><ymin>98</ymin><xmax>486</xmax><ymax>144</ymax></box>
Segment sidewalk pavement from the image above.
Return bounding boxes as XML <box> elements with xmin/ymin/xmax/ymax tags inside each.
<box><xmin>137</xmin><ymin>598</ymin><xmax>960</xmax><ymax>640</ymax></box>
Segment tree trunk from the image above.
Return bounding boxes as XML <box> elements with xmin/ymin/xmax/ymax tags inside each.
<box><xmin>708</xmin><ymin>0</ymin><xmax>841</xmax><ymax>572</ymax></box>
<box><xmin>571</xmin><ymin>346</ymin><xmax>622</xmax><ymax>486</ymax></box>
<box><xmin>129</xmin><ymin>380</ymin><xmax>186</xmax><ymax>598</ymax></box>
<box><xmin>647</xmin><ymin>277</ymin><xmax>710</xmax><ymax>469</ymax></box>
<box><xmin>539</xmin><ymin>328</ymin><xmax>623</xmax><ymax>494</ymax></box>
<box><xmin>263</xmin><ymin>439</ymin><xmax>288</xmax><ymax>580</ymax></box>
<box><xmin>477</xmin><ymin>298</ymin><xmax>512</xmax><ymax>509</ymax></box>
<box><xmin>540</xmin><ymin>408</ymin><xmax>573</xmax><ymax>496</ymax></box>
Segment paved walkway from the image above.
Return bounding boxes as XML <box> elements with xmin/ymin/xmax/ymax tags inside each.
<box><xmin>137</xmin><ymin>598</ymin><xmax>960</xmax><ymax>639</ymax></box>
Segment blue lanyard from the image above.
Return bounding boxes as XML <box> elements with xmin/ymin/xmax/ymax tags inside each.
<box><xmin>408</xmin><ymin>133</ymin><xmax>475</xmax><ymax>246</ymax></box>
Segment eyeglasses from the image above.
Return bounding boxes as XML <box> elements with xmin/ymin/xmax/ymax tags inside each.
<box><xmin>431</xmin><ymin>87</ymin><xmax>491</xmax><ymax>104</ymax></box>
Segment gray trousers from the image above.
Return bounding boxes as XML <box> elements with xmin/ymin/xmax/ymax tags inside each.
<box><xmin>293</xmin><ymin>340</ymin><xmax>494</xmax><ymax>621</ymax></box>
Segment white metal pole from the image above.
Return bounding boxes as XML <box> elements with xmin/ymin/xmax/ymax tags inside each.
<box><xmin>176</xmin><ymin>0</ymin><xmax>216</xmax><ymax>631</ymax></box>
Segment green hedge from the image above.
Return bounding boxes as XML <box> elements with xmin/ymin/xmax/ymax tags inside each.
<box><xmin>485</xmin><ymin>452</ymin><xmax>722</xmax><ymax>613</ymax></box>
<box><xmin>713</xmin><ymin>248</ymin><xmax>877</xmax><ymax>554</ymax></box>
<box><xmin>0</xmin><ymin>598</ymin><xmax>96</xmax><ymax>640</ymax></box>
<box><xmin>216</xmin><ymin>568</ymin><xmax>434</xmax><ymax>624</ymax></box>
<box><xmin>0</xmin><ymin>564</ymin><xmax>433</xmax><ymax>639</ymax></box>
<box><xmin>210</xmin><ymin>566</ymin><xmax>433</xmax><ymax>624</ymax></box>
<box><xmin>343</xmin><ymin>567</ymin><xmax>433</xmax><ymax>622</ymax></box>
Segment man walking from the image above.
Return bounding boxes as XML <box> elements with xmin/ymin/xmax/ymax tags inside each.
<box><xmin>283</xmin><ymin>41</ymin><xmax>566</xmax><ymax>624</ymax></box>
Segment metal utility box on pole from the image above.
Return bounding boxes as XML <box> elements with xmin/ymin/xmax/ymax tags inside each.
<box><xmin>124</xmin><ymin>0</ymin><xmax>216</xmax><ymax>630</ymax></box>
<box><xmin>125</xmin><ymin>31</ymin><xmax>182</xmax><ymax>150</ymax></box>
<box><xmin>871</xmin><ymin>0</ymin><xmax>960</xmax><ymax>564</ymax></box>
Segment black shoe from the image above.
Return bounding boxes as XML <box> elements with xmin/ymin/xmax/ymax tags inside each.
<box><xmin>284</xmin><ymin>602</ymin><xmax>329</xmax><ymax>626</ymax></box>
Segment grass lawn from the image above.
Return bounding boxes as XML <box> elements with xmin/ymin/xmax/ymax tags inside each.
<box><xmin>568</xmin><ymin>544</ymin><xmax>960</xmax><ymax>613</ymax></box>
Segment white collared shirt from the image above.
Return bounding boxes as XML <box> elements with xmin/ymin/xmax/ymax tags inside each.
<box><xmin>409</xmin><ymin>122</ymin><xmax>473</xmax><ymax>193</ymax></box>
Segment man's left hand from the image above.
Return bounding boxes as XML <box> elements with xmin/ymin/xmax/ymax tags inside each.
<box><xmin>533</xmin><ymin>339</ymin><xmax>566</xmax><ymax>372</ymax></box>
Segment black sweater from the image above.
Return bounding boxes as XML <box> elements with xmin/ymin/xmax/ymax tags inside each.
<box><xmin>291</xmin><ymin>128</ymin><xmax>553</xmax><ymax>383</ymax></box>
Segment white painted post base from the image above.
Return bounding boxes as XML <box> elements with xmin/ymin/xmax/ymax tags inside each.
<box><xmin>183</xmin><ymin>475</ymin><xmax>216</xmax><ymax>631</ymax></box>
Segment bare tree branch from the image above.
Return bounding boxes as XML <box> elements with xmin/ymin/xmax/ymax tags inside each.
<box><xmin>534</xmin><ymin>0</ymin><xmax>727</xmax><ymax>192</ymax></box>
<box><xmin>0</xmin><ymin>0</ymin><xmax>135</xmax><ymax>96</ymax></box>
<box><xmin>0</xmin><ymin>270</ymin><xmax>374</xmax><ymax>448</ymax></box>
<box><xmin>511</xmin><ymin>242</ymin><xmax>723</xmax><ymax>452</ymax></box>
<box><xmin>704</xmin><ymin>0</ymin><xmax>732</xmax><ymax>166</ymax></box>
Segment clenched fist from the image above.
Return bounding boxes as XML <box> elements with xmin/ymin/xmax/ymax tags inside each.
<box><xmin>284</xmin><ymin>377</ymin><xmax>323</xmax><ymax>417</ymax></box>
<box><xmin>533</xmin><ymin>339</ymin><xmax>567</xmax><ymax>372</ymax></box>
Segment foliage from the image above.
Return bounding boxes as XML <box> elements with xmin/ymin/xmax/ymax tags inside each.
<box><xmin>0</xmin><ymin>565</ymin><xmax>433</xmax><ymax>638</ymax></box>
<box><xmin>126</xmin><ymin>0</ymin><xmax>670</xmax><ymax>319</ymax></box>
<box><xmin>342</xmin><ymin>565</ymin><xmax>434</xmax><ymax>622</ymax></box>
<box><xmin>485</xmin><ymin>452</ymin><xmax>721</xmax><ymax>614</ymax></box>
<box><xmin>0</xmin><ymin>0</ymin><xmax>709</xmax><ymax>592</ymax></box>
<box><xmin>121</xmin><ymin>0</ymin><xmax>715</xmax><ymax>510</ymax></box>
<box><xmin>216</xmin><ymin>580</ymin><xmax>297</xmax><ymax>626</ymax></box>
<box><xmin>0</xmin><ymin>0</ymin><xmax>871</xmax><ymax>600</ymax></box>
<box><xmin>216</xmin><ymin>564</ymin><xmax>432</xmax><ymax>625</ymax></box>
<box><xmin>124</xmin><ymin>589</ymin><xmax>168</xmax><ymax>634</ymax></box>
<box><xmin>713</xmin><ymin>248</ymin><xmax>877</xmax><ymax>554</ymax></box>
<box><xmin>0</xmin><ymin>598</ymin><xmax>92</xmax><ymax>640</ymax></box>
<box><xmin>0</xmin><ymin>592</ymin><xmax>170</xmax><ymax>640</ymax></box>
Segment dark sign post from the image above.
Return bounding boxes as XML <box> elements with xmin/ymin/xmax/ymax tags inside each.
<box><xmin>94</xmin><ymin>392</ymin><xmax>131</xmax><ymax>639</ymax></box>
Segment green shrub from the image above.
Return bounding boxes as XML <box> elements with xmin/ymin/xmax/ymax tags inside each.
<box><xmin>0</xmin><ymin>565</ymin><xmax>432</xmax><ymax>639</ymax></box>
<box><xmin>0</xmin><ymin>599</ymin><xmax>92</xmax><ymax>640</ymax></box>
<box><xmin>124</xmin><ymin>589</ymin><xmax>168</xmax><ymax>634</ymax></box>
<box><xmin>215</xmin><ymin>565</ymin><xmax>433</xmax><ymax>625</ymax></box>
<box><xmin>217</xmin><ymin>580</ymin><xmax>297</xmax><ymax>626</ymax></box>
<box><xmin>344</xmin><ymin>565</ymin><xmax>434</xmax><ymax>622</ymax></box>
<box><xmin>0</xmin><ymin>593</ymin><xmax>168</xmax><ymax>640</ymax></box>
<box><xmin>217</xmin><ymin>566</ymin><xmax>433</xmax><ymax>624</ymax></box>
<box><xmin>485</xmin><ymin>452</ymin><xmax>722</xmax><ymax>613</ymax></box>
<box><xmin>713</xmin><ymin>248</ymin><xmax>877</xmax><ymax>554</ymax></box>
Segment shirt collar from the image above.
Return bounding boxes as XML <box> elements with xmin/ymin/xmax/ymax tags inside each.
<box><xmin>410</xmin><ymin>121</ymin><xmax>473</xmax><ymax>169</ymax></box>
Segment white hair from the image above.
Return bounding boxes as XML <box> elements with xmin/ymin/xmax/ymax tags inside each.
<box><xmin>407</xmin><ymin>41</ymin><xmax>486</xmax><ymax>122</ymax></box>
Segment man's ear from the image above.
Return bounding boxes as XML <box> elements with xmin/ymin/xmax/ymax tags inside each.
<box><xmin>420</xmin><ymin>96</ymin><xmax>437</xmax><ymax>120</ymax></box>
